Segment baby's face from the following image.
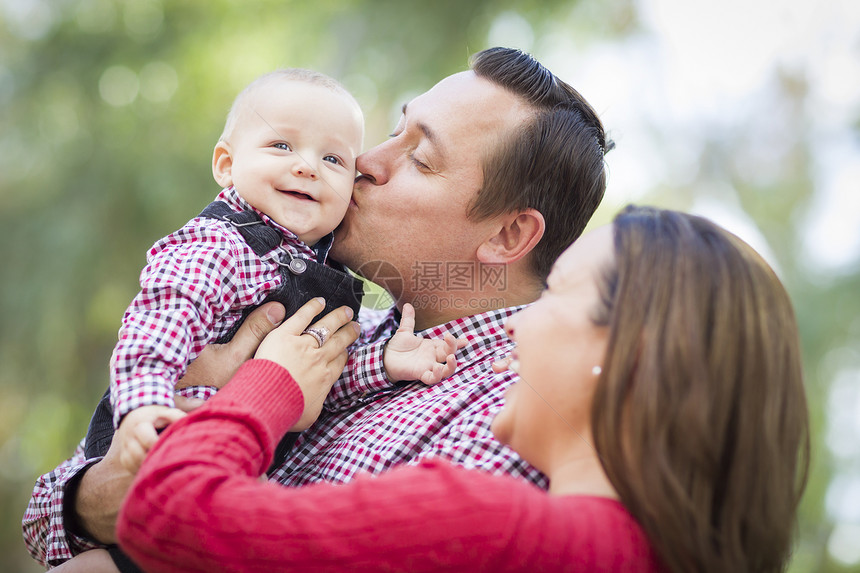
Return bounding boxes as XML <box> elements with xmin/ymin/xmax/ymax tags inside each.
<box><xmin>218</xmin><ymin>79</ymin><xmax>363</xmax><ymax>246</ymax></box>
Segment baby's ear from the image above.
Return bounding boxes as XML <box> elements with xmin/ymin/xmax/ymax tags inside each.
<box><xmin>212</xmin><ymin>141</ymin><xmax>234</xmax><ymax>188</ymax></box>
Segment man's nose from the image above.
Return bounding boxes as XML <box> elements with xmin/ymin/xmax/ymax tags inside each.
<box><xmin>355</xmin><ymin>139</ymin><xmax>395</xmax><ymax>186</ymax></box>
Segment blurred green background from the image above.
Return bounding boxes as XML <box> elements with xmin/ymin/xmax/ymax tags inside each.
<box><xmin>2</xmin><ymin>0</ymin><xmax>859</xmax><ymax>571</ymax></box>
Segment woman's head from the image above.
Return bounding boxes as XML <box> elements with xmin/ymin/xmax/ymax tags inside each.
<box><xmin>490</xmin><ymin>225</ymin><xmax>613</xmax><ymax>475</ymax></box>
<box><xmin>494</xmin><ymin>205</ymin><xmax>809</xmax><ymax>573</ymax></box>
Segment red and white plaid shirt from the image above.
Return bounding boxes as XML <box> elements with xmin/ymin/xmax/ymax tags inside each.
<box><xmin>23</xmin><ymin>303</ymin><xmax>545</xmax><ymax>567</ymax></box>
<box><xmin>110</xmin><ymin>186</ymin><xmax>317</xmax><ymax>427</ymax></box>
<box><xmin>275</xmin><ymin>305</ymin><xmax>546</xmax><ymax>487</ymax></box>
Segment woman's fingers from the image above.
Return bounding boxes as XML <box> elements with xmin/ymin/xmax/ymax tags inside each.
<box><xmin>280</xmin><ymin>297</ymin><xmax>328</xmax><ymax>335</ymax></box>
<box><xmin>301</xmin><ymin>304</ymin><xmax>355</xmax><ymax>343</ymax></box>
<box><xmin>255</xmin><ymin>305</ymin><xmax>358</xmax><ymax>368</ymax></box>
<box><xmin>310</xmin><ymin>311</ymin><xmax>361</xmax><ymax>359</ymax></box>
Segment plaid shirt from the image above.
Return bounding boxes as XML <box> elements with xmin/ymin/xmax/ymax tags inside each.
<box><xmin>23</xmin><ymin>305</ymin><xmax>546</xmax><ymax>567</ymax></box>
<box><xmin>110</xmin><ymin>186</ymin><xmax>318</xmax><ymax>427</ymax></box>
<box><xmin>276</xmin><ymin>305</ymin><xmax>547</xmax><ymax>487</ymax></box>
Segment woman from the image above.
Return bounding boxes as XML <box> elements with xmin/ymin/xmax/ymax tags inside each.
<box><xmin>115</xmin><ymin>205</ymin><xmax>809</xmax><ymax>572</ymax></box>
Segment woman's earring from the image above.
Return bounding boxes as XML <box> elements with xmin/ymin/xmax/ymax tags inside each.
<box><xmin>592</xmin><ymin>366</ymin><xmax>602</xmax><ymax>376</ymax></box>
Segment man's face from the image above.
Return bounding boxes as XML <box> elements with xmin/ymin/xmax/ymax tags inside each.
<box><xmin>331</xmin><ymin>71</ymin><xmax>531</xmax><ymax>303</ymax></box>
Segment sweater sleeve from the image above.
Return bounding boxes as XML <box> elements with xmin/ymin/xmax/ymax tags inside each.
<box><xmin>116</xmin><ymin>361</ymin><xmax>530</xmax><ymax>573</ymax></box>
<box><xmin>117</xmin><ymin>359</ymin><xmax>660</xmax><ymax>573</ymax></box>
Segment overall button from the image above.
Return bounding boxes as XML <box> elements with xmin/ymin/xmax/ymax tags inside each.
<box><xmin>288</xmin><ymin>258</ymin><xmax>307</xmax><ymax>274</ymax></box>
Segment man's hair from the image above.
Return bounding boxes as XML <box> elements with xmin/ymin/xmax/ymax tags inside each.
<box><xmin>592</xmin><ymin>205</ymin><xmax>809</xmax><ymax>573</ymax></box>
<box><xmin>219</xmin><ymin>68</ymin><xmax>361</xmax><ymax>141</ymax></box>
<box><xmin>468</xmin><ymin>47</ymin><xmax>613</xmax><ymax>281</ymax></box>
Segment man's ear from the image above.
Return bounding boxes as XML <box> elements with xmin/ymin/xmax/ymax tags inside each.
<box><xmin>212</xmin><ymin>140</ymin><xmax>234</xmax><ymax>188</ymax></box>
<box><xmin>477</xmin><ymin>209</ymin><xmax>545</xmax><ymax>265</ymax></box>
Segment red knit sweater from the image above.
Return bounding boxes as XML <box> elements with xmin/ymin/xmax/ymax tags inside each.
<box><xmin>117</xmin><ymin>360</ymin><xmax>661</xmax><ymax>572</ymax></box>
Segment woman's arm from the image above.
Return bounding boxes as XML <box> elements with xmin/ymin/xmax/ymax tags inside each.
<box><xmin>116</xmin><ymin>360</ymin><xmax>525</xmax><ymax>573</ymax></box>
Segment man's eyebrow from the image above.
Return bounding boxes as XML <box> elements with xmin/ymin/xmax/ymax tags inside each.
<box><xmin>401</xmin><ymin>102</ymin><xmax>446</xmax><ymax>161</ymax></box>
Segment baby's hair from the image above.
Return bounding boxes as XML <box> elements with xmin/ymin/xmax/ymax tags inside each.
<box><xmin>219</xmin><ymin>68</ymin><xmax>361</xmax><ymax>141</ymax></box>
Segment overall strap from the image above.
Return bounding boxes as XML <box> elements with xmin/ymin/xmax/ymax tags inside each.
<box><xmin>198</xmin><ymin>201</ymin><xmax>282</xmax><ymax>257</ymax></box>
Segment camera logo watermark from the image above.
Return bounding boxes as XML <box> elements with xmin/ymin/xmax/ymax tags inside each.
<box><xmin>354</xmin><ymin>260</ymin><xmax>507</xmax><ymax>312</ymax></box>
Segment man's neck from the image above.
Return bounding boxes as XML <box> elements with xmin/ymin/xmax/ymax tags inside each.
<box><xmin>409</xmin><ymin>284</ymin><xmax>542</xmax><ymax>331</ymax></box>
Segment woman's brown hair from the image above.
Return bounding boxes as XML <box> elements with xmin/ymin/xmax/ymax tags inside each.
<box><xmin>591</xmin><ymin>205</ymin><xmax>810</xmax><ymax>572</ymax></box>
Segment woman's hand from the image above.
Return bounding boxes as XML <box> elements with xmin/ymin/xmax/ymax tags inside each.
<box><xmin>255</xmin><ymin>297</ymin><xmax>360</xmax><ymax>430</ymax></box>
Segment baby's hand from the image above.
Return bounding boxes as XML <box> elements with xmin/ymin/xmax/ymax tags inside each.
<box><xmin>115</xmin><ymin>404</ymin><xmax>186</xmax><ymax>474</ymax></box>
<box><xmin>383</xmin><ymin>303</ymin><xmax>467</xmax><ymax>385</ymax></box>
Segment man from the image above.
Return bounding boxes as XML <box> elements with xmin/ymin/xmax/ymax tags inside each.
<box><xmin>24</xmin><ymin>47</ymin><xmax>611</xmax><ymax>568</ymax></box>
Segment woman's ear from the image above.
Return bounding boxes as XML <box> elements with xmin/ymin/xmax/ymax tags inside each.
<box><xmin>477</xmin><ymin>209</ymin><xmax>545</xmax><ymax>265</ymax></box>
<box><xmin>212</xmin><ymin>141</ymin><xmax>234</xmax><ymax>189</ymax></box>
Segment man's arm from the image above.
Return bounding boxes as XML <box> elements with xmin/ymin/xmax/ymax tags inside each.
<box><xmin>51</xmin><ymin>549</ymin><xmax>119</xmax><ymax>573</ymax></box>
<box><xmin>22</xmin><ymin>303</ymin><xmax>285</xmax><ymax>566</ymax></box>
<box><xmin>22</xmin><ymin>440</ymin><xmax>105</xmax><ymax>567</ymax></box>
<box><xmin>68</xmin><ymin>443</ymin><xmax>133</xmax><ymax>545</ymax></box>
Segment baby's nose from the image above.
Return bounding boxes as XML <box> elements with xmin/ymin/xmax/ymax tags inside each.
<box><xmin>294</xmin><ymin>164</ymin><xmax>318</xmax><ymax>180</ymax></box>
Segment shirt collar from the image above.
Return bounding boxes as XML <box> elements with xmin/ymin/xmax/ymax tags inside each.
<box><xmin>364</xmin><ymin>304</ymin><xmax>526</xmax><ymax>357</ymax></box>
<box><xmin>419</xmin><ymin>305</ymin><xmax>525</xmax><ymax>356</ymax></box>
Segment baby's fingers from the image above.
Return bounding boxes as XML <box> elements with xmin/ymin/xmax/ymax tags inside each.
<box><xmin>420</xmin><ymin>362</ymin><xmax>446</xmax><ymax>386</ymax></box>
<box><xmin>492</xmin><ymin>355</ymin><xmax>513</xmax><ymax>374</ymax></box>
<box><xmin>443</xmin><ymin>333</ymin><xmax>467</xmax><ymax>355</ymax></box>
<box><xmin>120</xmin><ymin>439</ymin><xmax>147</xmax><ymax>474</ymax></box>
<box><xmin>133</xmin><ymin>421</ymin><xmax>161</xmax><ymax>452</ymax></box>
<box><xmin>396</xmin><ymin>303</ymin><xmax>416</xmax><ymax>335</ymax></box>
<box><xmin>437</xmin><ymin>353</ymin><xmax>457</xmax><ymax>381</ymax></box>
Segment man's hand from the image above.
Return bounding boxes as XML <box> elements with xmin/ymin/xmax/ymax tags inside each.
<box><xmin>69</xmin><ymin>303</ymin><xmax>287</xmax><ymax>544</ymax></box>
<box><xmin>72</xmin><ymin>407</ymin><xmax>183</xmax><ymax>543</ymax></box>
<box><xmin>382</xmin><ymin>303</ymin><xmax>466</xmax><ymax>385</ymax></box>
<box><xmin>174</xmin><ymin>302</ymin><xmax>287</xmax><ymax>410</ymax></box>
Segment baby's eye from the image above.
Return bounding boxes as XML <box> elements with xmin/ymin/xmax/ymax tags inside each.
<box><xmin>273</xmin><ymin>142</ymin><xmax>291</xmax><ymax>151</ymax></box>
<box><xmin>323</xmin><ymin>154</ymin><xmax>343</xmax><ymax>166</ymax></box>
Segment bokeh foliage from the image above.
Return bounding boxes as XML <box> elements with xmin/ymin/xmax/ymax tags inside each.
<box><xmin>1</xmin><ymin>1</ymin><xmax>856</xmax><ymax>571</ymax></box>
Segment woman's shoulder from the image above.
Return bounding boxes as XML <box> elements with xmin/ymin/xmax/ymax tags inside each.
<box><xmin>542</xmin><ymin>495</ymin><xmax>662</xmax><ymax>572</ymax></box>
<box><xmin>403</xmin><ymin>461</ymin><xmax>662</xmax><ymax>571</ymax></box>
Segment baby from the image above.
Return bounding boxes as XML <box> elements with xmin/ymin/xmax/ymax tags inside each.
<box><xmin>84</xmin><ymin>69</ymin><xmax>460</xmax><ymax>478</ymax></box>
